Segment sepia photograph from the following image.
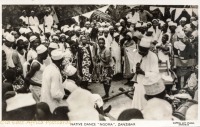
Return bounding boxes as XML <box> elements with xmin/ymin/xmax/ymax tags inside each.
<box><xmin>1</xmin><ymin>3</ymin><xmax>198</xmax><ymax>122</ymax></box>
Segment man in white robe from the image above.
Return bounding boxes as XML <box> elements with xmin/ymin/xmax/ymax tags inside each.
<box><xmin>131</xmin><ymin>37</ymin><xmax>159</xmax><ymax>110</ymax></box>
<box><xmin>41</xmin><ymin>49</ymin><xmax>68</xmax><ymax>113</ymax></box>
<box><xmin>44</xmin><ymin>10</ymin><xmax>54</xmax><ymax>30</ymax></box>
<box><xmin>28</xmin><ymin>10</ymin><xmax>39</xmax><ymax>26</ymax></box>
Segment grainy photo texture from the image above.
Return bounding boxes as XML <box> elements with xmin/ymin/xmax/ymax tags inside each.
<box><xmin>1</xmin><ymin>5</ymin><xmax>198</xmax><ymax>121</ymax></box>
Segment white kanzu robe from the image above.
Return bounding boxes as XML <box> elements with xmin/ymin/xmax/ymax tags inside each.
<box><xmin>41</xmin><ymin>63</ymin><xmax>67</xmax><ymax>113</ymax></box>
<box><xmin>131</xmin><ymin>50</ymin><xmax>159</xmax><ymax>110</ymax></box>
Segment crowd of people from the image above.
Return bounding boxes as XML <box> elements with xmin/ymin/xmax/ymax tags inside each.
<box><xmin>2</xmin><ymin>5</ymin><xmax>198</xmax><ymax>121</ymax></box>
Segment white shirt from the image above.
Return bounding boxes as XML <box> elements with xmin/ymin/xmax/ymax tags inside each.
<box><xmin>3</xmin><ymin>44</ymin><xmax>15</xmax><ymax>68</ymax></box>
<box><xmin>44</xmin><ymin>15</ymin><xmax>54</xmax><ymax>29</ymax></box>
<box><xmin>28</xmin><ymin>16</ymin><xmax>39</xmax><ymax>26</ymax></box>
<box><xmin>41</xmin><ymin>63</ymin><xmax>67</xmax><ymax>113</ymax></box>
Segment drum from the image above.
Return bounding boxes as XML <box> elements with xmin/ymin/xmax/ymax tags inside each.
<box><xmin>173</xmin><ymin>100</ymin><xmax>198</xmax><ymax>120</ymax></box>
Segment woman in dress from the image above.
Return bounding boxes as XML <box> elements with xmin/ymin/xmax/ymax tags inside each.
<box><xmin>78</xmin><ymin>36</ymin><xmax>93</xmax><ymax>90</ymax></box>
<box><xmin>97</xmin><ymin>37</ymin><xmax>114</xmax><ymax>98</ymax></box>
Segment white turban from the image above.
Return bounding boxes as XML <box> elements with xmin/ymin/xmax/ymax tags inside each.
<box><xmin>115</xmin><ymin>22</ymin><xmax>120</xmax><ymax>26</ymax></box>
<box><xmin>29</xmin><ymin>36</ymin><xmax>37</xmax><ymax>42</ymax></box>
<box><xmin>126</xmin><ymin>32</ymin><xmax>133</xmax><ymax>38</ymax></box>
<box><xmin>85</xmin><ymin>21</ymin><xmax>90</xmax><ymax>25</ymax></box>
<box><xmin>98</xmin><ymin>27</ymin><xmax>104</xmax><ymax>32</ymax></box>
<box><xmin>120</xmin><ymin>19</ymin><xmax>125</xmax><ymax>23</ymax></box>
<box><xmin>139</xmin><ymin>37</ymin><xmax>151</xmax><ymax>48</ymax></box>
<box><xmin>6</xmin><ymin>34</ymin><xmax>15</xmax><ymax>42</ymax></box>
<box><xmin>64</xmin><ymin>64</ymin><xmax>77</xmax><ymax>76</ymax></box>
<box><xmin>51</xmin><ymin>49</ymin><xmax>63</xmax><ymax>60</ymax></box>
<box><xmin>36</xmin><ymin>44</ymin><xmax>47</xmax><ymax>54</ymax></box>
<box><xmin>49</xmin><ymin>42</ymin><xmax>59</xmax><ymax>49</ymax></box>
<box><xmin>113</xmin><ymin>32</ymin><xmax>119</xmax><ymax>38</ymax></box>
<box><xmin>103</xmin><ymin>28</ymin><xmax>109</xmax><ymax>32</ymax></box>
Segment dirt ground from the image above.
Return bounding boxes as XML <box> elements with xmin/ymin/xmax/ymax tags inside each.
<box><xmin>88</xmin><ymin>79</ymin><xmax>133</xmax><ymax>119</ymax></box>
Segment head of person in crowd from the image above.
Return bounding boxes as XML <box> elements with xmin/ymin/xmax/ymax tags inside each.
<box><xmin>103</xmin><ymin>28</ymin><xmax>109</xmax><ymax>37</ymax></box>
<box><xmin>191</xmin><ymin>30</ymin><xmax>198</xmax><ymax>42</ymax></box>
<box><xmin>109</xmin><ymin>26</ymin><xmax>115</xmax><ymax>36</ymax></box>
<box><xmin>161</xmin><ymin>22</ymin><xmax>168</xmax><ymax>33</ymax></box>
<box><xmin>22</xmin><ymin>10</ymin><xmax>27</xmax><ymax>17</ymax></box>
<box><xmin>98</xmin><ymin>27</ymin><xmax>104</xmax><ymax>36</ymax></box>
<box><xmin>48</xmin><ymin>42</ymin><xmax>59</xmax><ymax>56</ymax></box>
<box><xmin>70</xmin><ymin>40</ymin><xmax>79</xmax><ymax>54</ymax></box>
<box><xmin>147</xmin><ymin>22</ymin><xmax>152</xmax><ymax>29</ymax></box>
<box><xmin>142</xmin><ymin>98</ymin><xmax>173</xmax><ymax>120</ymax></box>
<box><xmin>140</xmin><ymin>23</ymin><xmax>147</xmax><ymax>34</ymax></box>
<box><xmin>30</xmin><ymin>36</ymin><xmax>41</xmax><ymax>50</ymax></box>
<box><xmin>45</xmin><ymin>9</ymin><xmax>50</xmax><ymax>16</ymax></box>
<box><xmin>26</xmin><ymin>28</ymin><xmax>34</xmax><ymax>40</ymax></box>
<box><xmin>35</xmin><ymin>102</ymin><xmax>52</xmax><ymax>120</ymax></box>
<box><xmin>36</xmin><ymin>44</ymin><xmax>48</xmax><ymax>61</ymax></box>
<box><xmin>63</xmin><ymin>64</ymin><xmax>81</xmax><ymax>86</ymax></box>
<box><xmin>5</xmin><ymin>93</ymin><xmax>37</xmax><ymax>120</ymax></box>
<box><xmin>169</xmin><ymin>22</ymin><xmax>177</xmax><ymax>33</ymax></box>
<box><xmin>11</xmin><ymin>31</ymin><xmax>20</xmax><ymax>39</ymax></box>
<box><xmin>139</xmin><ymin>5</ymin><xmax>144</xmax><ymax>12</ymax></box>
<box><xmin>183</xmin><ymin>25</ymin><xmax>193</xmax><ymax>37</ymax></box>
<box><xmin>179</xmin><ymin>17</ymin><xmax>187</xmax><ymax>27</ymax></box>
<box><xmin>152</xmin><ymin>19</ymin><xmax>159</xmax><ymax>28</ymax></box>
<box><xmin>143</xmin><ymin>73</ymin><xmax>166</xmax><ymax>101</ymax></box>
<box><xmin>191</xmin><ymin>21</ymin><xmax>198</xmax><ymax>30</ymax></box>
<box><xmin>85</xmin><ymin>21</ymin><xmax>90</xmax><ymax>29</ymax></box>
<box><xmin>162</xmin><ymin>34</ymin><xmax>169</xmax><ymax>45</ymax></box>
<box><xmin>127</xmin><ymin>19</ymin><xmax>132</xmax><ymax>28</ymax></box>
<box><xmin>146</xmin><ymin>27</ymin><xmax>154</xmax><ymax>36</ymax></box>
<box><xmin>30</xmin><ymin>10</ymin><xmax>35</xmax><ymax>17</ymax></box>
<box><xmin>85</xmin><ymin>29</ymin><xmax>90</xmax><ymax>37</ymax></box>
<box><xmin>51</xmin><ymin>49</ymin><xmax>64</xmax><ymax>70</ymax></box>
<box><xmin>52</xmin><ymin>106</ymin><xmax>69</xmax><ymax>120</ymax></box>
<box><xmin>80</xmin><ymin>35</ymin><xmax>88</xmax><ymax>46</ymax></box>
<box><xmin>52</xmin><ymin>35</ymin><xmax>59</xmax><ymax>43</ymax></box>
<box><xmin>185</xmin><ymin>104</ymin><xmax>198</xmax><ymax>120</ymax></box>
<box><xmin>138</xmin><ymin>37</ymin><xmax>151</xmax><ymax>57</ymax></box>
<box><xmin>59</xmin><ymin>34</ymin><xmax>67</xmax><ymax>42</ymax></box>
<box><xmin>91</xmin><ymin>22</ymin><xmax>95</xmax><ymax>28</ymax></box>
<box><xmin>44</xmin><ymin>30</ymin><xmax>51</xmax><ymax>39</ymax></box>
<box><xmin>177</xmin><ymin>31</ymin><xmax>185</xmax><ymax>43</ymax></box>
<box><xmin>5</xmin><ymin>34</ymin><xmax>15</xmax><ymax>48</ymax></box>
<box><xmin>125</xmin><ymin>32</ymin><xmax>132</xmax><ymax>41</ymax></box>
<box><xmin>98</xmin><ymin>37</ymin><xmax>106</xmax><ymax>50</ymax></box>
<box><xmin>114</xmin><ymin>32</ymin><xmax>120</xmax><ymax>43</ymax></box>
<box><xmin>74</xmin><ymin>26</ymin><xmax>81</xmax><ymax>37</ymax></box>
<box><xmin>120</xmin><ymin>19</ymin><xmax>126</xmax><ymax>27</ymax></box>
<box><xmin>16</xmin><ymin>39</ymin><xmax>25</xmax><ymax>51</ymax></box>
<box><xmin>52</xmin><ymin>24</ymin><xmax>58</xmax><ymax>31</ymax></box>
<box><xmin>190</xmin><ymin>16</ymin><xmax>196</xmax><ymax>23</ymax></box>
<box><xmin>118</xmin><ymin>108</ymin><xmax>144</xmax><ymax>121</ymax></box>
